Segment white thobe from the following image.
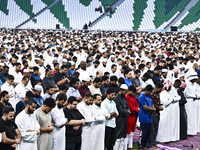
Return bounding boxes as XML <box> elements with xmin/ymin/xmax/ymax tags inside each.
<box><xmin>91</xmin><ymin>104</ymin><xmax>109</xmax><ymax>150</ymax></box>
<box><xmin>15</xmin><ymin>110</ymin><xmax>40</xmax><ymax>150</ymax></box>
<box><xmin>51</xmin><ymin>105</ymin><xmax>67</xmax><ymax>150</ymax></box>
<box><xmin>195</xmin><ymin>83</ymin><xmax>200</xmax><ymax>132</ymax></box>
<box><xmin>169</xmin><ymin>86</ymin><xmax>181</xmax><ymax>141</ymax></box>
<box><xmin>77</xmin><ymin>101</ymin><xmax>95</xmax><ymax>150</ymax></box>
<box><xmin>184</xmin><ymin>82</ymin><xmax>197</xmax><ymax>135</ymax></box>
<box><xmin>157</xmin><ymin>90</ymin><xmax>173</xmax><ymax>142</ymax></box>
<box><xmin>10</xmin><ymin>71</ymin><xmax>23</xmax><ymax>83</ymax></box>
<box><xmin>15</xmin><ymin>82</ymin><xmax>31</xmax><ymax>102</ymax></box>
<box><xmin>1</xmin><ymin>82</ymin><xmax>17</xmax><ymax>109</ymax></box>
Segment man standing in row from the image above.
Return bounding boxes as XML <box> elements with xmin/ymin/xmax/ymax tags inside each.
<box><xmin>102</xmin><ymin>88</ymin><xmax>118</xmax><ymax>150</ymax></box>
<box><xmin>114</xmin><ymin>84</ymin><xmax>130</xmax><ymax>150</ymax></box>
<box><xmin>0</xmin><ymin>106</ymin><xmax>21</xmax><ymax>150</ymax></box>
<box><xmin>91</xmin><ymin>94</ymin><xmax>109</xmax><ymax>150</ymax></box>
<box><xmin>51</xmin><ymin>93</ymin><xmax>68</xmax><ymax>150</ymax></box>
<box><xmin>15</xmin><ymin>98</ymin><xmax>40</xmax><ymax>150</ymax></box>
<box><xmin>77</xmin><ymin>93</ymin><xmax>94</xmax><ymax>150</ymax></box>
<box><xmin>64</xmin><ymin>96</ymin><xmax>85</xmax><ymax>150</ymax></box>
<box><xmin>34</xmin><ymin>98</ymin><xmax>56</xmax><ymax>150</ymax></box>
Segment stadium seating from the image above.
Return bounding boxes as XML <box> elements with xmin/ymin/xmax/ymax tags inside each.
<box><xmin>177</xmin><ymin>0</ymin><xmax>200</xmax><ymax>31</ymax></box>
<box><xmin>0</xmin><ymin>0</ymin><xmax>199</xmax><ymax>31</ymax></box>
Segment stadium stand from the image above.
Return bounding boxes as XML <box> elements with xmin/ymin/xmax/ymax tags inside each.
<box><xmin>0</xmin><ymin>0</ymin><xmax>200</xmax><ymax>31</ymax></box>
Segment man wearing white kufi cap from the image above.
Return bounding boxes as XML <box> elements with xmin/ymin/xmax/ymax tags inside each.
<box><xmin>184</xmin><ymin>74</ymin><xmax>198</xmax><ymax>135</ymax></box>
<box><xmin>98</xmin><ymin>58</ymin><xmax>108</xmax><ymax>74</ymax></box>
<box><xmin>77</xmin><ymin>75</ymin><xmax>91</xmax><ymax>98</ymax></box>
<box><xmin>113</xmin><ymin>84</ymin><xmax>130</xmax><ymax>150</ymax></box>
<box><xmin>33</xmin><ymin>85</ymin><xmax>44</xmax><ymax>109</ymax></box>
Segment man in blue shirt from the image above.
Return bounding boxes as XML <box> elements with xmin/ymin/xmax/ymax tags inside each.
<box><xmin>138</xmin><ymin>84</ymin><xmax>155</xmax><ymax>150</ymax></box>
<box><xmin>152</xmin><ymin>66</ymin><xmax>162</xmax><ymax>85</ymax></box>
<box><xmin>30</xmin><ymin>66</ymin><xmax>41</xmax><ymax>87</ymax></box>
<box><xmin>33</xmin><ymin>85</ymin><xmax>44</xmax><ymax>109</ymax></box>
<box><xmin>124</xmin><ymin>69</ymin><xmax>132</xmax><ymax>87</ymax></box>
<box><xmin>0</xmin><ymin>66</ymin><xmax>9</xmax><ymax>84</ymax></box>
<box><xmin>15</xmin><ymin>91</ymin><xmax>34</xmax><ymax>116</ymax></box>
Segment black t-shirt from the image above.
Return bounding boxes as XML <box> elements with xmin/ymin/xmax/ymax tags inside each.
<box><xmin>42</xmin><ymin>77</ymin><xmax>56</xmax><ymax>93</ymax></box>
<box><xmin>0</xmin><ymin>119</ymin><xmax>18</xmax><ymax>150</ymax></box>
<box><xmin>52</xmin><ymin>71</ymin><xmax>69</xmax><ymax>88</ymax></box>
<box><xmin>0</xmin><ymin>102</ymin><xmax>12</xmax><ymax>117</ymax></box>
<box><xmin>63</xmin><ymin>107</ymin><xmax>84</xmax><ymax>143</ymax></box>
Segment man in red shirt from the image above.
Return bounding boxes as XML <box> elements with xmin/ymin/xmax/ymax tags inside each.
<box><xmin>124</xmin><ymin>85</ymin><xmax>140</xmax><ymax>150</ymax></box>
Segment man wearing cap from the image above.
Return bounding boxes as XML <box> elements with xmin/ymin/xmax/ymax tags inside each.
<box><xmin>184</xmin><ymin>73</ymin><xmax>198</xmax><ymax>135</ymax></box>
<box><xmin>78</xmin><ymin>76</ymin><xmax>91</xmax><ymax>97</ymax></box>
<box><xmin>33</xmin><ymin>85</ymin><xmax>44</xmax><ymax>109</ymax></box>
<box><xmin>113</xmin><ymin>84</ymin><xmax>130</xmax><ymax>150</ymax></box>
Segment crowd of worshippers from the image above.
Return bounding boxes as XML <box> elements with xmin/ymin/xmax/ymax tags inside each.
<box><xmin>0</xmin><ymin>29</ymin><xmax>200</xmax><ymax>150</ymax></box>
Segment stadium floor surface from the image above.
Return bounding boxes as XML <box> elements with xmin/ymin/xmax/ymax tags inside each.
<box><xmin>131</xmin><ymin>129</ymin><xmax>200</xmax><ymax>150</ymax></box>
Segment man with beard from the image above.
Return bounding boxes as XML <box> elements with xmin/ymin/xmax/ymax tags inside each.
<box><xmin>91</xmin><ymin>94</ymin><xmax>109</xmax><ymax>150</ymax></box>
<box><xmin>113</xmin><ymin>84</ymin><xmax>130</xmax><ymax>150</ymax></box>
<box><xmin>100</xmin><ymin>75</ymin><xmax>109</xmax><ymax>100</ymax></box>
<box><xmin>102</xmin><ymin>88</ymin><xmax>118</xmax><ymax>150</ymax></box>
<box><xmin>0</xmin><ymin>91</ymin><xmax>11</xmax><ymax>117</ymax></box>
<box><xmin>0</xmin><ymin>106</ymin><xmax>21</xmax><ymax>150</ymax></box>
<box><xmin>1</xmin><ymin>75</ymin><xmax>16</xmax><ymax>110</ymax></box>
<box><xmin>53</xmin><ymin>65</ymin><xmax>70</xmax><ymax>88</ymax></box>
<box><xmin>89</xmin><ymin>77</ymin><xmax>102</xmax><ymax>96</ymax></box>
<box><xmin>30</xmin><ymin>66</ymin><xmax>41</xmax><ymax>88</ymax></box>
<box><xmin>15</xmin><ymin>91</ymin><xmax>34</xmax><ymax>116</ymax></box>
<box><xmin>187</xmin><ymin>63</ymin><xmax>198</xmax><ymax>78</ymax></box>
<box><xmin>124</xmin><ymin>70</ymin><xmax>132</xmax><ymax>87</ymax></box>
<box><xmin>33</xmin><ymin>85</ymin><xmax>44</xmax><ymax>109</ymax></box>
<box><xmin>77</xmin><ymin>93</ymin><xmax>95</xmax><ymax>150</ymax></box>
<box><xmin>98</xmin><ymin>58</ymin><xmax>108</xmax><ymax>74</ymax></box>
<box><xmin>152</xmin><ymin>66</ymin><xmax>162</xmax><ymax>85</ymax></box>
<box><xmin>51</xmin><ymin>93</ymin><xmax>68</xmax><ymax>150</ymax></box>
<box><xmin>42</xmin><ymin>68</ymin><xmax>58</xmax><ymax>94</ymax></box>
<box><xmin>131</xmin><ymin>69</ymin><xmax>142</xmax><ymax>100</ymax></box>
<box><xmin>64</xmin><ymin>96</ymin><xmax>85</xmax><ymax>150</ymax></box>
<box><xmin>15</xmin><ymin>98</ymin><xmax>40</xmax><ymax>150</ymax></box>
<box><xmin>9</xmin><ymin>63</ymin><xmax>23</xmax><ymax>86</ymax></box>
<box><xmin>138</xmin><ymin>85</ymin><xmax>155</xmax><ymax>150</ymax></box>
<box><xmin>42</xmin><ymin>86</ymin><xmax>56</xmax><ymax>100</ymax></box>
<box><xmin>67</xmin><ymin>77</ymin><xmax>82</xmax><ymax>102</ymax></box>
<box><xmin>78</xmin><ymin>76</ymin><xmax>91</xmax><ymax>97</ymax></box>
<box><xmin>0</xmin><ymin>65</ymin><xmax>9</xmax><ymax>84</ymax></box>
<box><xmin>77</xmin><ymin>61</ymin><xmax>88</xmax><ymax>82</ymax></box>
<box><xmin>108</xmin><ymin>76</ymin><xmax>119</xmax><ymax>95</ymax></box>
<box><xmin>15</xmin><ymin>76</ymin><xmax>31</xmax><ymax>103</ymax></box>
<box><xmin>34</xmin><ymin>98</ymin><xmax>56</xmax><ymax>150</ymax></box>
<box><xmin>87</xmin><ymin>60</ymin><xmax>100</xmax><ymax>78</ymax></box>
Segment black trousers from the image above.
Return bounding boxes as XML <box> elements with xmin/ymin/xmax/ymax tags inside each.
<box><xmin>105</xmin><ymin>126</ymin><xmax>117</xmax><ymax>150</ymax></box>
<box><xmin>148</xmin><ymin>115</ymin><xmax>160</xmax><ymax>147</ymax></box>
<box><xmin>138</xmin><ymin>122</ymin><xmax>152</xmax><ymax>148</ymax></box>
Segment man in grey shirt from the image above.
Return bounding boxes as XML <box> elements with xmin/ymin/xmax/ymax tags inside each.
<box><xmin>130</xmin><ymin>69</ymin><xmax>142</xmax><ymax>100</ymax></box>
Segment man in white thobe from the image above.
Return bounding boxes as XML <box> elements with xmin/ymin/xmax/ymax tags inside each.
<box><xmin>184</xmin><ymin>75</ymin><xmax>198</xmax><ymax>135</ymax></box>
<box><xmin>51</xmin><ymin>93</ymin><xmax>68</xmax><ymax>150</ymax></box>
<box><xmin>157</xmin><ymin>81</ymin><xmax>173</xmax><ymax>143</ymax></box>
<box><xmin>15</xmin><ymin>98</ymin><xmax>40</xmax><ymax>150</ymax></box>
<box><xmin>15</xmin><ymin>76</ymin><xmax>31</xmax><ymax>103</ymax></box>
<box><xmin>1</xmin><ymin>75</ymin><xmax>17</xmax><ymax>109</ymax></box>
<box><xmin>9</xmin><ymin>63</ymin><xmax>23</xmax><ymax>85</ymax></box>
<box><xmin>169</xmin><ymin>80</ymin><xmax>181</xmax><ymax>141</ymax></box>
<box><xmin>91</xmin><ymin>94</ymin><xmax>109</xmax><ymax>150</ymax></box>
<box><xmin>77</xmin><ymin>93</ymin><xmax>95</xmax><ymax>150</ymax></box>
